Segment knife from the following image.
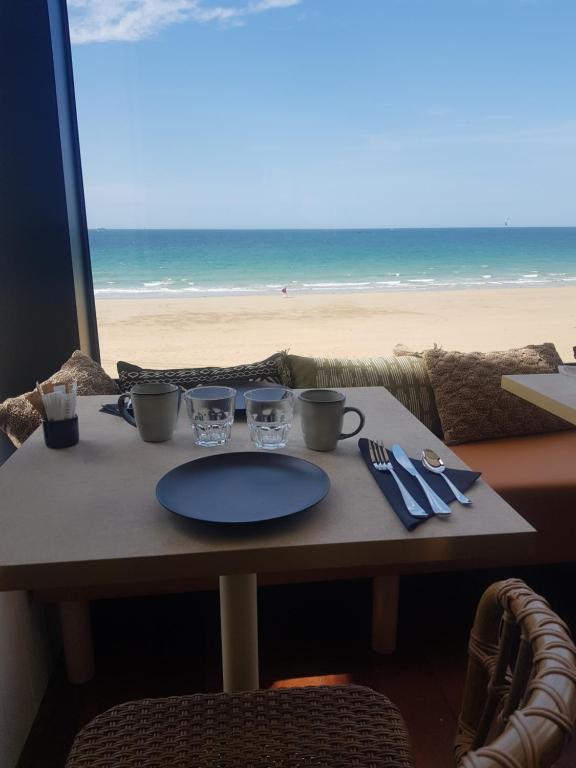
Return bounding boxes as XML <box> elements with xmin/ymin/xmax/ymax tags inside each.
<box><xmin>391</xmin><ymin>444</ymin><xmax>452</xmax><ymax>516</ymax></box>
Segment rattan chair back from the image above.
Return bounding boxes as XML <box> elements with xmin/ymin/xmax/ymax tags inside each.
<box><xmin>455</xmin><ymin>578</ymin><xmax>576</xmax><ymax>768</ymax></box>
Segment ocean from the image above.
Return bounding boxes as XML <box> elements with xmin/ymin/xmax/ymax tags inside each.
<box><xmin>90</xmin><ymin>227</ymin><xmax>576</xmax><ymax>298</ymax></box>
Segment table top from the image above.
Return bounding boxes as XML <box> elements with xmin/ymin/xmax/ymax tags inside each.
<box><xmin>0</xmin><ymin>389</ymin><xmax>533</xmax><ymax>591</ymax></box>
<box><xmin>501</xmin><ymin>373</ymin><xmax>576</xmax><ymax>426</ymax></box>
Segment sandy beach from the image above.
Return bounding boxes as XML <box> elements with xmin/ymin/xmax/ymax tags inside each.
<box><xmin>95</xmin><ymin>287</ymin><xmax>576</xmax><ymax>375</ymax></box>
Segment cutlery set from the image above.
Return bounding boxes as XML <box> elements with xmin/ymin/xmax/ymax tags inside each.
<box><xmin>368</xmin><ymin>439</ymin><xmax>471</xmax><ymax>519</ymax></box>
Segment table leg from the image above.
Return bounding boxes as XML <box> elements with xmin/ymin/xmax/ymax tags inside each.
<box><xmin>371</xmin><ymin>573</ymin><xmax>399</xmax><ymax>654</ymax></box>
<box><xmin>219</xmin><ymin>573</ymin><xmax>259</xmax><ymax>692</ymax></box>
<box><xmin>59</xmin><ymin>601</ymin><xmax>95</xmax><ymax>684</ymax></box>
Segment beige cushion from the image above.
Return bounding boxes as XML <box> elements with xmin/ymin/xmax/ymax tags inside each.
<box><xmin>392</xmin><ymin>343</ymin><xmax>424</xmax><ymax>358</ymax></box>
<box><xmin>423</xmin><ymin>343</ymin><xmax>570</xmax><ymax>445</ymax></box>
<box><xmin>0</xmin><ymin>351</ymin><xmax>119</xmax><ymax>447</ymax></box>
<box><xmin>286</xmin><ymin>353</ymin><xmax>442</xmax><ymax>436</ymax></box>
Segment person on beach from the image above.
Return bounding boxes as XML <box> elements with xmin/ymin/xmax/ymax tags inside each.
<box><xmin>281</xmin><ymin>286</ymin><xmax>288</xmax><ymax>297</ymax></box>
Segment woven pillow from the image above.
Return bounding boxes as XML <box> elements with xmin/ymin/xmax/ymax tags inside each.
<box><xmin>117</xmin><ymin>352</ymin><xmax>291</xmax><ymax>393</ymax></box>
<box><xmin>0</xmin><ymin>350</ymin><xmax>119</xmax><ymax>447</ymax></box>
<box><xmin>423</xmin><ymin>343</ymin><xmax>570</xmax><ymax>445</ymax></box>
<box><xmin>286</xmin><ymin>353</ymin><xmax>442</xmax><ymax>436</ymax></box>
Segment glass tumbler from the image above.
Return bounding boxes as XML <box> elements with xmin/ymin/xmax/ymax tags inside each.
<box><xmin>244</xmin><ymin>388</ymin><xmax>295</xmax><ymax>449</ymax></box>
<box><xmin>184</xmin><ymin>386</ymin><xmax>236</xmax><ymax>447</ymax></box>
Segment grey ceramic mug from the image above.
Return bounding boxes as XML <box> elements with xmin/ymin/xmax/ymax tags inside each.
<box><xmin>118</xmin><ymin>382</ymin><xmax>181</xmax><ymax>442</ymax></box>
<box><xmin>299</xmin><ymin>389</ymin><xmax>365</xmax><ymax>451</ymax></box>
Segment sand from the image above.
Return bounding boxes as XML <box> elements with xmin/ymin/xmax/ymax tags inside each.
<box><xmin>95</xmin><ymin>286</ymin><xmax>576</xmax><ymax>375</ymax></box>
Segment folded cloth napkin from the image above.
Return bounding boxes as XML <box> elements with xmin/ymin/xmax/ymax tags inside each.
<box><xmin>100</xmin><ymin>403</ymin><xmax>122</xmax><ymax>417</ymax></box>
<box><xmin>358</xmin><ymin>438</ymin><xmax>481</xmax><ymax>531</ymax></box>
<box><xmin>100</xmin><ymin>403</ymin><xmax>135</xmax><ymax>420</ymax></box>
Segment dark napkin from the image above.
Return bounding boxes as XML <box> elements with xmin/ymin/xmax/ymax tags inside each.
<box><xmin>100</xmin><ymin>403</ymin><xmax>123</xmax><ymax>417</ymax></box>
<box><xmin>100</xmin><ymin>402</ymin><xmax>135</xmax><ymax>421</ymax></box>
<box><xmin>358</xmin><ymin>438</ymin><xmax>481</xmax><ymax>531</ymax></box>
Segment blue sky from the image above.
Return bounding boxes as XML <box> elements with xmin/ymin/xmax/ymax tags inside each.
<box><xmin>68</xmin><ymin>0</ymin><xmax>576</xmax><ymax>228</ymax></box>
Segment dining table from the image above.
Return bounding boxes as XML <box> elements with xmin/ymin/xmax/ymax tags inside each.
<box><xmin>501</xmin><ymin>372</ymin><xmax>576</xmax><ymax>426</ymax></box>
<box><xmin>0</xmin><ymin>388</ymin><xmax>533</xmax><ymax>692</ymax></box>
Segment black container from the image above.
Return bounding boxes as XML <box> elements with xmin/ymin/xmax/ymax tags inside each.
<box><xmin>42</xmin><ymin>416</ymin><xmax>79</xmax><ymax>449</ymax></box>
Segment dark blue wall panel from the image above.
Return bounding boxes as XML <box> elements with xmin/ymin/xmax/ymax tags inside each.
<box><xmin>0</xmin><ymin>0</ymin><xmax>98</xmax><ymax>399</ymax></box>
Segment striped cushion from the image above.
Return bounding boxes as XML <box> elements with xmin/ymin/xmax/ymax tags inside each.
<box><xmin>287</xmin><ymin>354</ymin><xmax>442</xmax><ymax>436</ymax></box>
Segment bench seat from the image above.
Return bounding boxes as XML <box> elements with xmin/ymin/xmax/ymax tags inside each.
<box><xmin>451</xmin><ymin>430</ymin><xmax>576</xmax><ymax>563</ymax></box>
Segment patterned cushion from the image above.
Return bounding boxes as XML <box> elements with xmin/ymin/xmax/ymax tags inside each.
<box><xmin>0</xmin><ymin>351</ymin><xmax>119</xmax><ymax>447</ymax></box>
<box><xmin>286</xmin><ymin>354</ymin><xmax>442</xmax><ymax>436</ymax></box>
<box><xmin>423</xmin><ymin>343</ymin><xmax>571</xmax><ymax>445</ymax></box>
<box><xmin>117</xmin><ymin>352</ymin><xmax>291</xmax><ymax>393</ymax></box>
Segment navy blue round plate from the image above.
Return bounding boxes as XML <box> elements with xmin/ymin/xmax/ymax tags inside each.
<box><xmin>156</xmin><ymin>452</ymin><xmax>330</xmax><ymax>524</ymax></box>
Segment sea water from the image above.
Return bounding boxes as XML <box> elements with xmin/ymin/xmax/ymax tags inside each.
<box><xmin>90</xmin><ymin>227</ymin><xmax>576</xmax><ymax>298</ymax></box>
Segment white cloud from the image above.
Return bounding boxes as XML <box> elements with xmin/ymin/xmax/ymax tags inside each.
<box><xmin>365</xmin><ymin>121</ymin><xmax>576</xmax><ymax>152</ymax></box>
<box><xmin>68</xmin><ymin>0</ymin><xmax>302</xmax><ymax>44</ymax></box>
<box><xmin>248</xmin><ymin>0</ymin><xmax>300</xmax><ymax>9</ymax></box>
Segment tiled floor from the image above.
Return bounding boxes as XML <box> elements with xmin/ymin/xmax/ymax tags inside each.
<box><xmin>18</xmin><ymin>565</ymin><xmax>576</xmax><ymax>767</ymax></box>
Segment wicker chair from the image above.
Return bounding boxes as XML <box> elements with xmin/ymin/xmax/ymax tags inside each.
<box><xmin>64</xmin><ymin>686</ymin><xmax>413</xmax><ymax>767</ymax></box>
<box><xmin>455</xmin><ymin>578</ymin><xmax>576</xmax><ymax>767</ymax></box>
<box><xmin>65</xmin><ymin>579</ymin><xmax>576</xmax><ymax>768</ymax></box>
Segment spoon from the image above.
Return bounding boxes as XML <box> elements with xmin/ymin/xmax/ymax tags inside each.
<box><xmin>421</xmin><ymin>449</ymin><xmax>471</xmax><ymax>505</ymax></box>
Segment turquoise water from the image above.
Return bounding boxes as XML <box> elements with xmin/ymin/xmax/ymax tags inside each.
<box><xmin>90</xmin><ymin>228</ymin><xmax>576</xmax><ymax>298</ymax></box>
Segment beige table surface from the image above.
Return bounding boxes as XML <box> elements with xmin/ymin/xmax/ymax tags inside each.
<box><xmin>0</xmin><ymin>388</ymin><xmax>534</xmax><ymax>690</ymax></box>
<box><xmin>502</xmin><ymin>373</ymin><xmax>576</xmax><ymax>427</ymax></box>
<box><xmin>0</xmin><ymin>388</ymin><xmax>533</xmax><ymax>592</ymax></box>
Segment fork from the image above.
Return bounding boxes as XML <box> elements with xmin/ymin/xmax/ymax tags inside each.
<box><xmin>368</xmin><ymin>440</ymin><xmax>428</xmax><ymax>518</ymax></box>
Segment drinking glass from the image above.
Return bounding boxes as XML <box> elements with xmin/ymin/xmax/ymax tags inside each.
<box><xmin>184</xmin><ymin>386</ymin><xmax>236</xmax><ymax>447</ymax></box>
<box><xmin>244</xmin><ymin>387</ymin><xmax>294</xmax><ymax>449</ymax></box>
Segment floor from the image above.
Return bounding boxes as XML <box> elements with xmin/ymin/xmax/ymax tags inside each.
<box><xmin>18</xmin><ymin>565</ymin><xmax>576</xmax><ymax>768</ymax></box>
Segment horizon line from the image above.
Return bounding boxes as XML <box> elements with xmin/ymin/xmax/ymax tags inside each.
<box><xmin>87</xmin><ymin>224</ymin><xmax>576</xmax><ymax>231</ymax></box>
